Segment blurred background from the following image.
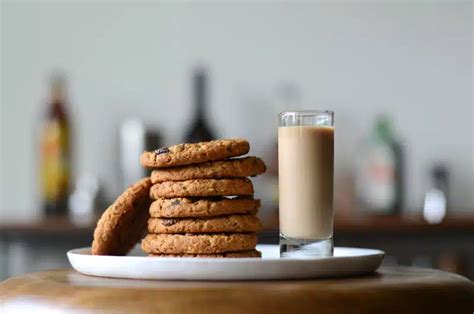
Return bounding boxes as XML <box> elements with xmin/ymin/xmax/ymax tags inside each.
<box><xmin>1</xmin><ymin>1</ymin><xmax>473</xmax><ymax>279</ymax></box>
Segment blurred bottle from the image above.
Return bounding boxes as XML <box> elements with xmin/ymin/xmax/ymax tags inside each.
<box><xmin>68</xmin><ymin>173</ymin><xmax>100</xmax><ymax>226</ymax></box>
<box><xmin>119</xmin><ymin>119</ymin><xmax>162</xmax><ymax>189</ymax></box>
<box><xmin>40</xmin><ymin>73</ymin><xmax>71</xmax><ymax>216</ymax></box>
<box><xmin>120</xmin><ymin>119</ymin><xmax>146</xmax><ymax>190</ymax></box>
<box><xmin>183</xmin><ymin>68</ymin><xmax>216</xmax><ymax>143</ymax></box>
<box><xmin>423</xmin><ymin>165</ymin><xmax>449</xmax><ymax>224</ymax></box>
<box><xmin>355</xmin><ymin>115</ymin><xmax>404</xmax><ymax>215</ymax></box>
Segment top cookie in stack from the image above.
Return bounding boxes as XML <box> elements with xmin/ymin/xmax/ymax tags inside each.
<box><xmin>139</xmin><ymin>138</ymin><xmax>266</xmax><ymax>258</ymax></box>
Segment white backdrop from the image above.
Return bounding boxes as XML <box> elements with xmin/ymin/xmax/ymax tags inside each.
<box><xmin>1</xmin><ymin>1</ymin><xmax>473</xmax><ymax>219</ymax></box>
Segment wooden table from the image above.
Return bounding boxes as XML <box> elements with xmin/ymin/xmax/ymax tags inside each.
<box><xmin>0</xmin><ymin>267</ymin><xmax>472</xmax><ymax>313</ymax></box>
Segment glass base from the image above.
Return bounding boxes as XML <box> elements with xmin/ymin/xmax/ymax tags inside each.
<box><xmin>280</xmin><ymin>234</ymin><xmax>333</xmax><ymax>258</ymax></box>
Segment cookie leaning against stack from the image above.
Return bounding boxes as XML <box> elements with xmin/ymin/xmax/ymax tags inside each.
<box><xmin>92</xmin><ymin>178</ymin><xmax>153</xmax><ymax>256</ymax></box>
<box><xmin>140</xmin><ymin>138</ymin><xmax>266</xmax><ymax>258</ymax></box>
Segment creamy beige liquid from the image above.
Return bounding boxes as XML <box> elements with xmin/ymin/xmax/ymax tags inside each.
<box><xmin>278</xmin><ymin>125</ymin><xmax>334</xmax><ymax>240</ymax></box>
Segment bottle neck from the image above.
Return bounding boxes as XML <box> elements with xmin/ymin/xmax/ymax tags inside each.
<box><xmin>49</xmin><ymin>74</ymin><xmax>67</xmax><ymax>119</ymax></box>
<box><xmin>49</xmin><ymin>88</ymin><xmax>67</xmax><ymax>120</ymax></box>
<box><xmin>50</xmin><ymin>73</ymin><xmax>67</xmax><ymax>102</ymax></box>
<box><xmin>374</xmin><ymin>117</ymin><xmax>393</xmax><ymax>142</ymax></box>
<box><xmin>193</xmin><ymin>70</ymin><xmax>206</xmax><ymax>121</ymax></box>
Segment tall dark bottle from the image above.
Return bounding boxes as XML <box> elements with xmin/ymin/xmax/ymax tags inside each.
<box><xmin>40</xmin><ymin>73</ymin><xmax>71</xmax><ymax>216</ymax></box>
<box><xmin>183</xmin><ymin>68</ymin><xmax>216</xmax><ymax>143</ymax></box>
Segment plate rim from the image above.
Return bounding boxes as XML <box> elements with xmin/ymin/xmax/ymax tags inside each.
<box><xmin>67</xmin><ymin>245</ymin><xmax>385</xmax><ymax>263</ymax></box>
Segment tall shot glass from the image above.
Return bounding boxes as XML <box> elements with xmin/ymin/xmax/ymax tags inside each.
<box><xmin>278</xmin><ymin>110</ymin><xmax>334</xmax><ymax>257</ymax></box>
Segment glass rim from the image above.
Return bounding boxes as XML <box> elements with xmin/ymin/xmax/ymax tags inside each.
<box><xmin>278</xmin><ymin>110</ymin><xmax>334</xmax><ymax>117</ymax></box>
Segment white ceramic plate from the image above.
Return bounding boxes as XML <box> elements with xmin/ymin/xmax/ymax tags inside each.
<box><xmin>67</xmin><ymin>245</ymin><xmax>384</xmax><ymax>281</ymax></box>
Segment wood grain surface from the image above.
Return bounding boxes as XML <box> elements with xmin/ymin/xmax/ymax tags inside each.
<box><xmin>0</xmin><ymin>266</ymin><xmax>473</xmax><ymax>313</ymax></box>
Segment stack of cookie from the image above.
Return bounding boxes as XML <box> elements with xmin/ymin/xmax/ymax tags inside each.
<box><xmin>139</xmin><ymin>138</ymin><xmax>266</xmax><ymax>258</ymax></box>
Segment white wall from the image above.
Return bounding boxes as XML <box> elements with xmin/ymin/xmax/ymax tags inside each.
<box><xmin>1</xmin><ymin>1</ymin><xmax>473</xmax><ymax>219</ymax></box>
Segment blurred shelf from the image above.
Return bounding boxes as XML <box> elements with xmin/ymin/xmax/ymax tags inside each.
<box><xmin>334</xmin><ymin>213</ymin><xmax>474</xmax><ymax>233</ymax></box>
<box><xmin>260</xmin><ymin>210</ymin><xmax>474</xmax><ymax>233</ymax></box>
<box><xmin>0</xmin><ymin>216</ymin><xmax>94</xmax><ymax>238</ymax></box>
<box><xmin>1</xmin><ymin>212</ymin><xmax>474</xmax><ymax>237</ymax></box>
